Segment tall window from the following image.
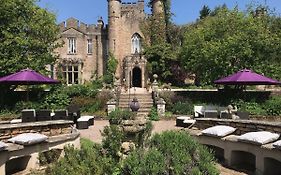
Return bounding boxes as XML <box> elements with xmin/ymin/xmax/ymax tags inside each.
<box><xmin>62</xmin><ymin>65</ymin><xmax>80</xmax><ymax>85</ymax></box>
<box><xmin>68</xmin><ymin>37</ymin><xmax>76</xmax><ymax>54</ymax></box>
<box><xmin>131</xmin><ymin>34</ymin><xmax>141</xmax><ymax>54</ymax></box>
<box><xmin>87</xmin><ymin>39</ymin><xmax>93</xmax><ymax>54</ymax></box>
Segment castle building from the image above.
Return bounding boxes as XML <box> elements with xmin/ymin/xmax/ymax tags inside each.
<box><xmin>54</xmin><ymin>0</ymin><xmax>163</xmax><ymax>87</ymax></box>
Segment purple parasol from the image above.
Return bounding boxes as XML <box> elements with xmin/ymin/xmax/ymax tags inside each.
<box><xmin>0</xmin><ymin>69</ymin><xmax>59</xmax><ymax>85</ymax></box>
<box><xmin>214</xmin><ymin>69</ymin><xmax>280</xmax><ymax>85</ymax></box>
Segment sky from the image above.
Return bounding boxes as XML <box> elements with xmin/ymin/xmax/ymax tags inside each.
<box><xmin>37</xmin><ymin>0</ymin><xmax>281</xmax><ymax>25</ymax></box>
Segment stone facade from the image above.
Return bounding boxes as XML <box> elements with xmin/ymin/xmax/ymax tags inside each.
<box><xmin>55</xmin><ymin>0</ymin><xmax>163</xmax><ymax>87</ymax></box>
<box><xmin>55</xmin><ymin>18</ymin><xmax>107</xmax><ymax>84</ymax></box>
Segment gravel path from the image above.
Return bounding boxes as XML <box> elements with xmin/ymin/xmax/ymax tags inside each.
<box><xmin>79</xmin><ymin>119</ymin><xmax>247</xmax><ymax>175</ymax></box>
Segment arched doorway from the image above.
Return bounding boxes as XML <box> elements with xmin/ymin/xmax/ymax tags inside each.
<box><xmin>132</xmin><ymin>67</ymin><xmax>142</xmax><ymax>87</ymax></box>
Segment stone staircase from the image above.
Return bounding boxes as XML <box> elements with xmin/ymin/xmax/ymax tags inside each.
<box><xmin>118</xmin><ymin>88</ymin><xmax>153</xmax><ymax>116</ymax></box>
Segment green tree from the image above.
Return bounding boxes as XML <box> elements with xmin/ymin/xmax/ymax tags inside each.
<box><xmin>103</xmin><ymin>52</ymin><xmax>118</xmax><ymax>85</ymax></box>
<box><xmin>143</xmin><ymin>0</ymin><xmax>185</xmax><ymax>83</ymax></box>
<box><xmin>181</xmin><ymin>7</ymin><xmax>281</xmax><ymax>85</ymax></box>
<box><xmin>199</xmin><ymin>5</ymin><xmax>211</xmax><ymax>19</ymax></box>
<box><xmin>0</xmin><ymin>0</ymin><xmax>60</xmax><ymax>76</ymax></box>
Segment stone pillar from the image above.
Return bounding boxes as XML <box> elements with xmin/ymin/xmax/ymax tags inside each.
<box><xmin>107</xmin><ymin>99</ymin><xmax>117</xmax><ymax>115</ymax></box>
<box><xmin>0</xmin><ymin>151</ymin><xmax>7</xmax><ymax>175</ymax></box>
<box><xmin>255</xmin><ymin>153</ymin><xmax>264</xmax><ymax>175</ymax></box>
<box><xmin>151</xmin><ymin>74</ymin><xmax>159</xmax><ymax>101</ymax></box>
<box><xmin>224</xmin><ymin>148</ymin><xmax>232</xmax><ymax>167</ymax></box>
<box><xmin>26</xmin><ymin>152</ymin><xmax>40</xmax><ymax>171</ymax></box>
<box><xmin>156</xmin><ymin>98</ymin><xmax>166</xmax><ymax>117</ymax></box>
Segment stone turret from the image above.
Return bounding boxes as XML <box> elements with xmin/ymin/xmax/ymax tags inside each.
<box><xmin>151</xmin><ymin>0</ymin><xmax>164</xmax><ymax>16</ymax></box>
<box><xmin>108</xmin><ymin>0</ymin><xmax>121</xmax><ymax>55</ymax></box>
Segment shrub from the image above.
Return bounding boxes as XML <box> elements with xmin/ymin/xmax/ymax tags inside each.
<box><xmin>107</xmin><ymin>109</ymin><xmax>135</xmax><ymax>124</ymax></box>
<box><xmin>264</xmin><ymin>96</ymin><xmax>281</xmax><ymax>116</ymax></box>
<box><xmin>14</xmin><ymin>101</ymin><xmax>41</xmax><ymax>112</ymax></box>
<box><xmin>96</xmin><ymin>89</ymin><xmax>113</xmax><ymax>109</ymax></box>
<box><xmin>46</xmin><ymin>139</ymin><xmax>117</xmax><ymax>175</ymax></box>
<box><xmin>171</xmin><ymin>101</ymin><xmax>193</xmax><ymax>115</ymax></box>
<box><xmin>65</xmin><ymin>84</ymin><xmax>98</xmax><ymax>98</ymax></box>
<box><xmin>122</xmin><ymin>131</ymin><xmax>219</xmax><ymax>175</ymax></box>
<box><xmin>101</xmin><ymin>125</ymin><xmax>124</xmax><ymax>160</ymax></box>
<box><xmin>122</xmin><ymin>148</ymin><xmax>166</xmax><ymax>175</ymax></box>
<box><xmin>159</xmin><ymin>90</ymin><xmax>175</xmax><ymax>110</ymax></box>
<box><xmin>148</xmin><ymin>107</ymin><xmax>159</xmax><ymax>121</ymax></box>
<box><xmin>71</xmin><ymin>96</ymin><xmax>101</xmax><ymax>113</ymax></box>
<box><xmin>235</xmin><ymin>99</ymin><xmax>266</xmax><ymax>115</ymax></box>
<box><xmin>0</xmin><ymin>110</ymin><xmax>18</xmax><ymax>120</ymax></box>
<box><xmin>41</xmin><ymin>89</ymin><xmax>70</xmax><ymax>110</ymax></box>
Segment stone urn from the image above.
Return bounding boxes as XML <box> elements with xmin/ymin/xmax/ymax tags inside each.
<box><xmin>129</xmin><ymin>97</ymin><xmax>140</xmax><ymax>112</ymax></box>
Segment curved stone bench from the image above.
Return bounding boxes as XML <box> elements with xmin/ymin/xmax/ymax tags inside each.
<box><xmin>0</xmin><ymin>120</ymin><xmax>80</xmax><ymax>175</ymax></box>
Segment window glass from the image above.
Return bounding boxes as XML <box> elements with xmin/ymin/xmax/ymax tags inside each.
<box><xmin>61</xmin><ymin>64</ymin><xmax>81</xmax><ymax>85</ymax></box>
<box><xmin>68</xmin><ymin>38</ymin><xmax>76</xmax><ymax>54</ymax></box>
<box><xmin>131</xmin><ymin>34</ymin><xmax>141</xmax><ymax>53</ymax></box>
<box><xmin>87</xmin><ymin>39</ymin><xmax>93</xmax><ymax>54</ymax></box>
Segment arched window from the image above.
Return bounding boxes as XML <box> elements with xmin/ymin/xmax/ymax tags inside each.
<box><xmin>131</xmin><ymin>33</ymin><xmax>141</xmax><ymax>54</ymax></box>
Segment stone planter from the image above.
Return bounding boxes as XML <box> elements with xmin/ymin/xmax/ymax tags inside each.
<box><xmin>120</xmin><ymin>118</ymin><xmax>148</xmax><ymax>142</ymax></box>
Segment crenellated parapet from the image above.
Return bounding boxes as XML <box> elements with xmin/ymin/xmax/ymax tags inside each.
<box><xmin>59</xmin><ymin>17</ymin><xmax>105</xmax><ymax>34</ymax></box>
<box><xmin>120</xmin><ymin>1</ymin><xmax>144</xmax><ymax>19</ymax></box>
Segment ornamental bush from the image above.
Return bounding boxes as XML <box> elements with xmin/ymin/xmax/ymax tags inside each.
<box><xmin>45</xmin><ymin>138</ymin><xmax>117</xmax><ymax>175</ymax></box>
<box><xmin>264</xmin><ymin>96</ymin><xmax>281</xmax><ymax>116</ymax></box>
<box><xmin>122</xmin><ymin>131</ymin><xmax>219</xmax><ymax>175</ymax></box>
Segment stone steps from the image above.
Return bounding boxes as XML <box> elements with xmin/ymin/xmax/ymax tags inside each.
<box><xmin>118</xmin><ymin>89</ymin><xmax>153</xmax><ymax>115</ymax></box>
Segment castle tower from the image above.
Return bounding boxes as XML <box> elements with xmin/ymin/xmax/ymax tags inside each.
<box><xmin>150</xmin><ymin>0</ymin><xmax>166</xmax><ymax>44</ymax></box>
<box><xmin>108</xmin><ymin>0</ymin><xmax>121</xmax><ymax>55</ymax></box>
<box><xmin>151</xmin><ymin>0</ymin><xmax>164</xmax><ymax>15</ymax></box>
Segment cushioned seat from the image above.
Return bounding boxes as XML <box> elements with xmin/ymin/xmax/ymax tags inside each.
<box><xmin>238</xmin><ymin>131</ymin><xmax>280</xmax><ymax>145</ymax></box>
<box><xmin>0</xmin><ymin>141</ymin><xmax>7</xmax><ymax>151</ymax></box>
<box><xmin>8</xmin><ymin>133</ymin><xmax>48</xmax><ymax>145</ymax></box>
<box><xmin>201</xmin><ymin>125</ymin><xmax>236</xmax><ymax>137</ymax></box>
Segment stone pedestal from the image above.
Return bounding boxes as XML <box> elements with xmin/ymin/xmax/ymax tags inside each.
<box><xmin>156</xmin><ymin>98</ymin><xmax>166</xmax><ymax>117</ymax></box>
<box><xmin>107</xmin><ymin>99</ymin><xmax>117</xmax><ymax>115</ymax></box>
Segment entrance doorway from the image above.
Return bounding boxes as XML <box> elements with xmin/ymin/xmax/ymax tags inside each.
<box><xmin>132</xmin><ymin>67</ymin><xmax>142</xmax><ymax>87</ymax></box>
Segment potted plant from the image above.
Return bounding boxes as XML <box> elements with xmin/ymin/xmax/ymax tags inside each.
<box><xmin>107</xmin><ymin>108</ymin><xmax>135</xmax><ymax>125</ymax></box>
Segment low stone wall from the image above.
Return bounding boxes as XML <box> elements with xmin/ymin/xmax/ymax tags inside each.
<box><xmin>195</xmin><ymin>118</ymin><xmax>281</xmax><ymax>135</ymax></box>
<box><xmin>0</xmin><ymin>120</ymin><xmax>73</xmax><ymax>141</ymax></box>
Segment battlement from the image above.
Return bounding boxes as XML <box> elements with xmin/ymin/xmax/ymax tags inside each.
<box><xmin>120</xmin><ymin>1</ymin><xmax>144</xmax><ymax>12</ymax></box>
<box><xmin>59</xmin><ymin>17</ymin><xmax>105</xmax><ymax>34</ymax></box>
<box><xmin>120</xmin><ymin>1</ymin><xmax>144</xmax><ymax>18</ymax></box>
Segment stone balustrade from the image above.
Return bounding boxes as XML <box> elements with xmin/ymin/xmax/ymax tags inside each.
<box><xmin>194</xmin><ymin>118</ymin><xmax>281</xmax><ymax>135</ymax></box>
